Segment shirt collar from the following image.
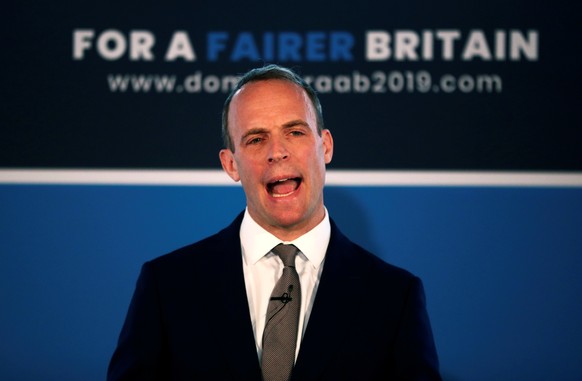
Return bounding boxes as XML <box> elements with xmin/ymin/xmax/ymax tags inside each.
<box><xmin>240</xmin><ymin>208</ymin><xmax>330</xmax><ymax>268</ymax></box>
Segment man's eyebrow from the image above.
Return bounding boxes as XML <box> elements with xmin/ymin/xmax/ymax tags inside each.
<box><xmin>282</xmin><ymin>119</ymin><xmax>310</xmax><ymax>129</ymax></box>
<box><xmin>240</xmin><ymin>128</ymin><xmax>268</xmax><ymax>143</ymax></box>
<box><xmin>239</xmin><ymin>121</ymin><xmax>311</xmax><ymax>143</ymax></box>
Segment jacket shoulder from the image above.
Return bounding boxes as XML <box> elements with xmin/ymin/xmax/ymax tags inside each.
<box><xmin>144</xmin><ymin>212</ymin><xmax>243</xmax><ymax>273</ymax></box>
<box><xmin>329</xmin><ymin>220</ymin><xmax>420</xmax><ymax>288</ymax></box>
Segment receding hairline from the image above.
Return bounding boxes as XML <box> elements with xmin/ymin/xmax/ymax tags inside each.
<box><xmin>229</xmin><ymin>78</ymin><xmax>315</xmax><ymax>111</ymax></box>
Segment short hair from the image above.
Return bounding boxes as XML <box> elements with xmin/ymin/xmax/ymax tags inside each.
<box><xmin>221</xmin><ymin>64</ymin><xmax>324</xmax><ymax>151</ymax></box>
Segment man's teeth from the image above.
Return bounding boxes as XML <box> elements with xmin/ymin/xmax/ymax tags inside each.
<box><xmin>272</xmin><ymin>191</ymin><xmax>294</xmax><ymax>198</ymax></box>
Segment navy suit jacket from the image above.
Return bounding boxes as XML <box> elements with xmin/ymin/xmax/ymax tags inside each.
<box><xmin>108</xmin><ymin>213</ymin><xmax>441</xmax><ymax>380</ymax></box>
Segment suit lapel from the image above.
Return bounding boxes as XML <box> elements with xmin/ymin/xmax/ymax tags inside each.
<box><xmin>292</xmin><ymin>221</ymin><xmax>366</xmax><ymax>381</ymax></box>
<box><xmin>207</xmin><ymin>214</ymin><xmax>262</xmax><ymax>380</ymax></box>
<box><xmin>206</xmin><ymin>215</ymin><xmax>365</xmax><ymax>380</ymax></box>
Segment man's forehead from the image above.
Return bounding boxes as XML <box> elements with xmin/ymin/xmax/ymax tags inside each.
<box><xmin>230</xmin><ymin>80</ymin><xmax>313</xmax><ymax>119</ymax></box>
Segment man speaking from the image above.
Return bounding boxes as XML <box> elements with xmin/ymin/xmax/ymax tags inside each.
<box><xmin>107</xmin><ymin>64</ymin><xmax>441</xmax><ymax>380</ymax></box>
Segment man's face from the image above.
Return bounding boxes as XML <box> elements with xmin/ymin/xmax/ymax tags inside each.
<box><xmin>220</xmin><ymin>79</ymin><xmax>333</xmax><ymax>241</ymax></box>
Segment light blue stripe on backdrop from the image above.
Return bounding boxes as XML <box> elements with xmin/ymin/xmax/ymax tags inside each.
<box><xmin>1</xmin><ymin>185</ymin><xmax>581</xmax><ymax>381</ymax></box>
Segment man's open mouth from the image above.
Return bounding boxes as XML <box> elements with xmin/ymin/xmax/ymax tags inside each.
<box><xmin>267</xmin><ymin>178</ymin><xmax>302</xmax><ymax>198</ymax></box>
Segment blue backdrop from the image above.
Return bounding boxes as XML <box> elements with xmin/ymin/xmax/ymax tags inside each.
<box><xmin>1</xmin><ymin>184</ymin><xmax>581</xmax><ymax>380</ymax></box>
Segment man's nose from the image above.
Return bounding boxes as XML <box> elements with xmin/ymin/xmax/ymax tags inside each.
<box><xmin>268</xmin><ymin>138</ymin><xmax>289</xmax><ymax>163</ymax></box>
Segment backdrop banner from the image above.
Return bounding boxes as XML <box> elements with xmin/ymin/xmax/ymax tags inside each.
<box><xmin>3</xmin><ymin>1</ymin><xmax>581</xmax><ymax>171</ymax></box>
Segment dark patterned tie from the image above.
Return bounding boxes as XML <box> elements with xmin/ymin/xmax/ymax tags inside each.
<box><xmin>261</xmin><ymin>244</ymin><xmax>301</xmax><ymax>381</ymax></box>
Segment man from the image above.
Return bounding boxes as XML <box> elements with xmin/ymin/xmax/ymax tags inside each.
<box><xmin>107</xmin><ymin>64</ymin><xmax>441</xmax><ymax>380</ymax></box>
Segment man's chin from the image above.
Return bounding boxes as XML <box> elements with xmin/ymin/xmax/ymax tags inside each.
<box><xmin>266</xmin><ymin>212</ymin><xmax>305</xmax><ymax>230</ymax></box>
<box><xmin>264</xmin><ymin>208</ymin><xmax>325</xmax><ymax>239</ymax></box>
<box><xmin>250</xmin><ymin>209</ymin><xmax>306</xmax><ymax>234</ymax></box>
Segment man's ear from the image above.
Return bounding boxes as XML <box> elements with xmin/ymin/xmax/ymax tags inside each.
<box><xmin>219</xmin><ymin>149</ymin><xmax>240</xmax><ymax>182</ymax></box>
<box><xmin>322</xmin><ymin>129</ymin><xmax>334</xmax><ymax>164</ymax></box>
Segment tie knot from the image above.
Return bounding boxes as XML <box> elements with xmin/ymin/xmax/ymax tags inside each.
<box><xmin>272</xmin><ymin>244</ymin><xmax>298</xmax><ymax>267</ymax></box>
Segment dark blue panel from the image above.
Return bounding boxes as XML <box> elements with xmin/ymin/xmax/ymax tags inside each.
<box><xmin>3</xmin><ymin>2</ymin><xmax>581</xmax><ymax>170</ymax></box>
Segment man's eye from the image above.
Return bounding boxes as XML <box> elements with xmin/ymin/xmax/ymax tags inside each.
<box><xmin>247</xmin><ymin>137</ymin><xmax>263</xmax><ymax>145</ymax></box>
<box><xmin>290</xmin><ymin>130</ymin><xmax>305</xmax><ymax>136</ymax></box>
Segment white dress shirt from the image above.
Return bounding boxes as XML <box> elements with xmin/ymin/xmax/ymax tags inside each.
<box><xmin>240</xmin><ymin>208</ymin><xmax>330</xmax><ymax>362</ymax></box>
